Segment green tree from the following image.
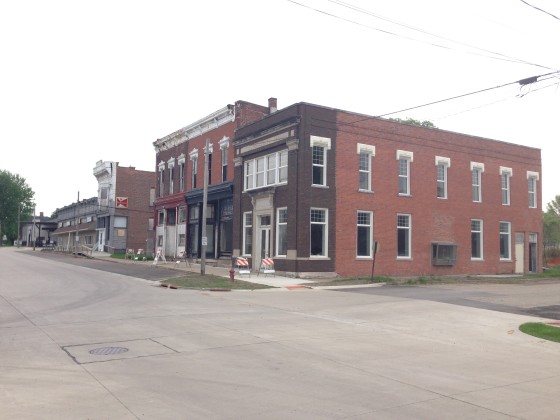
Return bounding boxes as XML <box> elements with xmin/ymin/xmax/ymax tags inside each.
<box><xmin>546</xmin><ymin>195</ymin><xmax>560</xmax><ymax>216</ymax></box>
<box><xmin>0</xmin><ymin>170</ymin><xmax>35</xmax><ymax>245</ymax></box>
<box><xmin>388</xmin><ymin>117</ymin><xmax>437</xmax><ymax>128</ymax></box>
<box><xmin>543</xmin><ymin>195</ymin><xmax>560</xmax><ymax>260</ymax></box>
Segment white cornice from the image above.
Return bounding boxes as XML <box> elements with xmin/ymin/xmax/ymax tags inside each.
<box><xmin>153</xmin><ymin>105</ymin><xmax>235</xmax><ymax>152</ymax></box>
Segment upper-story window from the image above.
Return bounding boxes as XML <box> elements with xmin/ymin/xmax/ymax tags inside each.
<box><xmin>244</xmin><ymin>150</ymin><xmax>288</xmax><ymax>191</ymax></box>
<box><xmin>527</xmin><ymin>171</ymin><xmax>539</xmax><ymax>209</ymax></box>
<box><xmin>219</xmin><ymin>137</ymin><xmax>230</xmax><ymax>182</ymax></box>
<box><xmin>157</xmin><ymin>161</ymin><xmax>165</xmax><ymax>197</ymax></box>
<box><xmin>471</xmin><ymin>162</ymin><xmax>484</xmax><ymax>202</ymax></box>
<box><xmin>435</xmin><ymin>156</ymin><xmax>450</xmax><ymax>199</ymax></box>
<box><xmin>357</xmin><ymin>144</ymin><xmax>375</xmax><ymax>192</ymax></box>
<box><xmin>178</xmin><ymin>155</ymin><xmax>186</xmax><ymax>192</ymax></box>
<box><xmin>167</xmin><ymin>158</ymin><xmax>175</xmax><ymax>195</ymax></box>
<box><xmin>500</xmin><ymin>167</ymin><xmax>512</xmax><ymax>205</ymax></box>
<box><xmin>190</xmin><ymin>149</ymin><xmax>198</xmax><ymax>189</ymax></box>
<box><xmin>397</xmin><ymin>150</ymin><xmax>413</xmax><ymax>196</ymax></box>
<box><xmin>311</xmin><ymin>136</ymin><xmax>331</xmax><ymax>187</ymax></box>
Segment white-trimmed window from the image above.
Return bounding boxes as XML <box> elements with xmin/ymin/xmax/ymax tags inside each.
<box><xmin>310</xmin><ymin>208</ymin><xmax>328</xmax><ymax>257</ymax></box>
<box><xmin>311</xmin><ymin>136</ymin><xmax>331</xmax><ymax>187</ymax></box>
<box><xmin>358</xmin><ymin>144</ymin><xmax>375</xmax><ymax>192</ymax></box>
<box><xmin>158</xmin><ymin>161</ymin><xmax>165</xmax><ymax>197</ymax></box>
<box><xmin>178</xmin><ymin>206</ymin><xmax>186</xmax><ymax>224</ymax></box>
<box><xmin>397</xmin><ymin>150</ymin><xmax>413</xmax><ymax>196</ymax></box>
<box><xmin>219</xmin><ymin>137</ymin><xmax>230</xmax><ymax>182</ymax></box>
<box><xmin>244</xmin><ymin>150</ymin><xmax>288</xmax><ymax>191</ymax></box>
<box><xmin>471</xmin><ymin>162</ymin><xmax>484</xmax><ymax>202</ymax></box>
<box><xmin>500</xmin><ymin>167</ymin><xmax>512</xmax><ymax>205</ymax></box>
<box><xmin>242</xmin><ymin>212</ymin><xmax>253</xmax><ymax>256</ymax></box>
<box><xmin>357</xmin><ymin>211</ymin><xmax>373</xmax><ymax>257</ymax></box>
<box><xmin>178</xmin><ymin>155</ymin><xmax>186</xmax><ymax>192</ymax></box>
<box><xmin>168</xmin><ymin>158</ymin><xmax>175</xmax><ymax>195</ymax></box>
<box><xmin>527</xmin><ymin>171</ymin><xmax>539</xmax><ymax>209</ymax></box>
<box><xmin>276</xmin><ymin>208</ymin><xmax>288</xmax><ymax>257</ymax></box>
<box><xmin>190</xmin><ymin>149</ymin><xmax>198</xmax><ymax>189</ymax></box>
<box><xmin>397</xmin><ymin>214</ymin><xmax>411</xmax><ymax>258</ymax></box>
<box><xmin>435</xmin><ymin>156</ymin><xmax>450</xmax><ymax>199</ymax></box>
<box><xmin>158</xmin><ymin>210</ymin><xmax>164</xmax><ymax>225</ymax></box>
<box><xmin>471</xmin><ymin>219</ymin><xmax>483</xmax><ymax>259</ymax></box>
<box><xmin>499</xmin><ymin>221</ymin><xmax>511</xmax><ymax>260</ymax></box>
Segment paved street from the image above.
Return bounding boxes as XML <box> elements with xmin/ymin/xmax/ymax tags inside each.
<box><xmin>2</xmin><ymin>247</ymin><xmax>560</xmax><ymax>419</ymax></box>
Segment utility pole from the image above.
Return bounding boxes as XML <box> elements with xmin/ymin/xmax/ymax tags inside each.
<box><xmin>17</xmin><ymin>204</ymin><xmax>21</xmax><ymax>248</ymax></box>
<box><xmin>200</xmin><ymin>139</ymin><xmax>212</xmax><ymax>275</ymax></box>
<box><xmin>32</xmin><ymin>203</ymin><xmax>36</xmax><ymax>251</ymax></box>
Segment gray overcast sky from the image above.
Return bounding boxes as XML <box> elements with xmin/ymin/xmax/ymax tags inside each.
<box><xmin>1</xmin><ymin>0</ymin><xmax>559</xmax><ymax>215</ymax></box>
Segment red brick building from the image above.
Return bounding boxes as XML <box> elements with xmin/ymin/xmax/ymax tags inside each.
<box><xmin>152</xmin><ymin>99</ymin><xmax>272</xmax><ymax>259</ymax></box>
<box><xmin>233</xmin><ymin>102</ymin><xmax>542</xmax><ymax>277</ymax></box>
<box><xmin>93</xmin><ymin>161</ymin><xmax>155</xmax><ymax>254</ymax></box>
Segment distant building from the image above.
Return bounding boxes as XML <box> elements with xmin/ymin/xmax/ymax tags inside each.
<box><xmin>152</xmin><ymin>99</ymin><xmax>273</xmax><ymax>259</ymax></box>
<box><xmin>19</xmin><ymin>212</ymin><xmax>57</xmax><ymax>247</ymax></box>
<box><xmin>93</xmin><ymin>161</ymin><xmax>155</xmax><ymax>254</ymax></box>
<box><xmin>51</xmin><ymin>198</ymin><xmax>98</xmax><ymax>249</ymax></box>
<box><xmin>232</xmin><ymin>101</ymin><xmax>542</xmax><ymax>277</ymax></box>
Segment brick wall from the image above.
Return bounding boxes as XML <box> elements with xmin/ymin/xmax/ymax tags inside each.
<box><xmin>115</xmin><ymin>166</ymin><xmax>155</xmax><ymax>252</ymax></box>
<box><xmin>334</xmin><ymin>113</ymin><xmax>542</xmax><ymax>277</ymax></box>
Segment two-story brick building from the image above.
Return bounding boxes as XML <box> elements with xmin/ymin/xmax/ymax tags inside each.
<box><xmin>152</xmin><ymin>99</ymin><xmax>273</xmax><ymax>260</ymax></box>
<box><xmin>232</xmin><ymin>102</ymin><xmax>542</xmax><ymax>277</ymax></box>
<box><xmin>93</xmin><ymin>160</ymin><xmax>155</xmax><ymax>254</ymax></box>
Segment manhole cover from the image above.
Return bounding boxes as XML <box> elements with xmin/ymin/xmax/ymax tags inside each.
<box><xmin>89</xmin><ymin>346</ymin><xmax>129</xmax><ymax>356</ymax></box>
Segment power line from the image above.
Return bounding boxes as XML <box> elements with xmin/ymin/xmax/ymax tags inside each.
<box><xmin>327</xmin><ymin>0</ymin><xmax>555</xmax><ymax>70</ymax></box>
<box><xmin>376</xmin><ymin>71</ymin><xmax>559</xmax><ymax>118</ymax></box>
<box><xmin>286</xmin><ymin>0</ymin><xmax>556</xmax><ymax>70</ymax></box>
<box><xmin>520</xmin><ymin>0</ymin><xmax>560</xmax><ymax>21</ymax></box>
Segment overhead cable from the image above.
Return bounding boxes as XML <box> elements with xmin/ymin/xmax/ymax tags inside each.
<box><xmin>287</xmin><ymin>0</ymin><xmax>556</xmax><ymax>70</ymax></box>
<box><xmin>376</xmin><ymin>71</ymin><xmax>559</xmax><ymax>117</ymax></box>
<box><xmin>520</xmin><ymin>0</ymin><xmax>560</xmax><ymax>21</ymax></box>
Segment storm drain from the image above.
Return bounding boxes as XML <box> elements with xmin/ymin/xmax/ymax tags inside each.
<box><xmin>89</xmin><ymin>346</ymin><xmax>129</xmax><ymax>356</ymax></box>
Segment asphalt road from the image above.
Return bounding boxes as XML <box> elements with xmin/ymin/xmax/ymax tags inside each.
<box><xmin>334</xmin><ymin>280</ymin><xmax>560</xmax><ymax>320</ymax></box>
<box><xmin>3</xmin><ymin>247</ymin><xmax>560</xmax><ymax>419</ymax></box>
<box><xmin>27</xmin><ymin>249</ymin><xmax>186</xmax><ymax>281</ymax></box>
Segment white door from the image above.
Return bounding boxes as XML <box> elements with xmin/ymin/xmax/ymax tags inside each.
<box><xmin>97</xmin><ymin>230</ymin><xmax>105</xmax><ymax>252</ymax></box>
<box><xmin>515</xmin><ymin>233</ymin><xmax>524</xmax><ymax>274</ymax></box>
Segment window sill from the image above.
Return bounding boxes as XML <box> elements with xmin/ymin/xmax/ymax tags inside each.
<box><xmin>396</xmin><ymin>256</ymin><xmax>412</xmax><ymax>260</ymax></box>
<box><xmin>500</xmin><ymin>258</ymin><xmax>512</xmax><ymax>262</ymax></box>
<box><xmin>356</xmin><ymin>256</ymin><xmax>373</xmax><ymax>260</ymax></box>
<box><xmin>398</xmin><ymin>193</ymin><xmax>412</xmax><ymax>197</ymax></box>
<box><xmin>471</xmin><ymin>258</ymin><xmax>484</xmax><ymax>261</ymax></box>
<box><xmin>312</xmin><ymin>184</ymin><xmax>329</xmax><ymax>189</ymax></box>
<box><xmin>358</xmin><ymin>189</ymin><xmax>374</xmax><ymax>194</ymax></box>
<box><xmin>309</xmin><ymin>256</ymin><xmax>330</xmax><ymax>260</ymax></box>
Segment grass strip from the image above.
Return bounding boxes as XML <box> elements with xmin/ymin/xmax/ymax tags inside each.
<box><xmin>519</xmin><ymin>322</ymin><xmax>560</xmax><ymax>343</ymax></box>
<box><xmin>161</xmin><ymin>274</ymin><xmax>273</xmax><ymax>290</ymax></box>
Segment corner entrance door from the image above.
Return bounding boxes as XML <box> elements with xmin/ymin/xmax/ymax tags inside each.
<box><xmin>258</xmin><ymin>215</ymin><xmax>271</xmax><ymax>268</ymax></box>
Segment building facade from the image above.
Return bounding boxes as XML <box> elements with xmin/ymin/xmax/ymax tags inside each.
<box><xmin>93</xmin><ymin>160</ymin><xmax>155</xmax><ymax>254</ymax></box>
<box><xmin>19</xmin><ymin>212</ymin><xmax>57</xmax><ymax>247</ymax></box>
<box><xmin>51</xmin><ymin>197</ymin><xmax>98</xmax><ymax>249</ymax></box>
<box><xmin>232</xmin><ymin>102</ymin><xmax>542</xmax><ymax>277</ymax></box>
<box><xmin>152</xmin><ymin>99</ymin><xmax>273</xmax><ymax>260</ymax></box>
